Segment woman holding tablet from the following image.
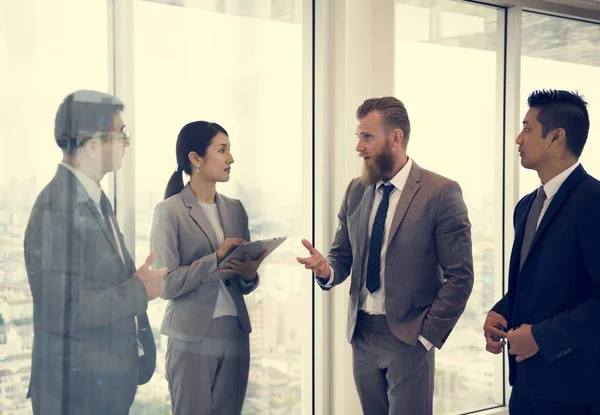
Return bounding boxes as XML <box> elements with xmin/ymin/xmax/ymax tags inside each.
<box><xmin>150</xmin><ymin>121</ymin><xmax>266</xmax><ymax>415</ymax></box>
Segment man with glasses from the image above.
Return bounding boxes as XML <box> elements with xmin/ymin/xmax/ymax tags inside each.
<box><xmin>24</xmin><ymin>90</ymin><xmax>167</xmax><ymax>415</ymax></box>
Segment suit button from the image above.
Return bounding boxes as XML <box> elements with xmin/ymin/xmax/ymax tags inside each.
<box><xmin>129</xmin><ymin>336</ymin><xmax>137</xmax><ymax>345</ymax></box>
<box><xmin>225</xmin><ymin>280</ymin><xmax>231</xmax><ymax>286</ymax></box>
<box><xmin>565</xmin><ymin>347</ymin><xmax>572</xmax><ymax>354</ymax></box>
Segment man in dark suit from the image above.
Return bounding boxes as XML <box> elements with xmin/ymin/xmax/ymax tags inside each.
<box><xmin>297</xmin><ymin>96</ymin><xmax>474</xmax><ymax>415</ymax></box>
<box><xmin>484</xmin><ymin>89</ymin><xmax>600</xmax><ymax>414</ymax></box>
<box><xmin>24</xmin><ymin>90</ymin><xmax>167</xmax><ymax>415</ymax></box>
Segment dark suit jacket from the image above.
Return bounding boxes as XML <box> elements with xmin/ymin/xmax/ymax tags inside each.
<box><xmin>491</xmin><ymin>164</ymin><xmax>600</xmax><ymax>403</ymax></box>
<box><xmin>321</xmin><ymin>161</ymin><xmax>474</xmax><ymax>348</ymax></box>
<box><xmin>23</xmin><ymin>165</ymin><xmax>156</xmax><ymax>414</ymax></box>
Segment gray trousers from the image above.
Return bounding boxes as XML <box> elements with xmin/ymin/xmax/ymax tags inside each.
<box><xmin>352</xmin><ymin>311</ymin><xmax>435</xmax><ymax>415</ymax></box>
<box><xmin>165</xmin><ymin>316</ymin><xmax>250</xmax><ymax>415</ymax></box>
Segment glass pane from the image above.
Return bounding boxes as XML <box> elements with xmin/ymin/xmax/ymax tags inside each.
<box><xmin>395</xmin><ymin>0</ymin><xmax>505</xmax><ymax>413</ymax></box>
<box><xmin>0</xmin><ymin>0</ymin><xmax>108</xmax><ymax>413</ymax></box>
<box><xmin>519</xmin><ymin>13</ymin><xmax>600</xmax><ymax>196</ymax></box>
<box><xmin>132</xmin><ymin>1</ymin><xmax>312</xmax><ymax>414</ymax></box>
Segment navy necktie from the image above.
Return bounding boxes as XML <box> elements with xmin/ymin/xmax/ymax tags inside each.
<box><xmin>366</xmin><ymin>184</ymin><xmax>395</xmax><ymax>294</ymax></box>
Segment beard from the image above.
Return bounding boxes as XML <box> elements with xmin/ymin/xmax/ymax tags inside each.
<box><xmin>361</xmin><ymin>140</ymin><xmax>395</xmax><ymax>185</ymax></box>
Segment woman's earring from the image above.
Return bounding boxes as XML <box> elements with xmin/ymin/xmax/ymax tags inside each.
<box><xmin>196</xmin><ymin>165</ymin><xmax>201</xmax><ymax>173</ymax></box>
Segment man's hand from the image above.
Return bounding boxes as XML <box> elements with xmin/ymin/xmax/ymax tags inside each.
<box><xmin>216</xmin><ymin>238</ymin><xmax>246</xmax><ymax>263</ymax></box>
<box><xmin>220</xmin><ymin>252</ymin><xmax>268</xmax><ymax>282</ymax></box>
<box><xmin>296</xmin><ymin>239</ymin><xmax>331</xmax><ymax>279</ymax></box>
<box><xmin>507</xmin><ymin>324</ymin><xmax>539</xmax><ymax>362</ymax></box>
<box><xmin>483</xmin><ymin>311</ymin><xmax>508</xmax><ymax>354</ymax></box>
<box><xmin>135</xmin><ymin>252</ymin><xmax>167</xmax><ymax>301</ymax></box>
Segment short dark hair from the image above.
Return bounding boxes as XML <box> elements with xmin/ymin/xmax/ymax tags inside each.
<box><xmin>54</xmin><ymin>90</ymin><xmax>125</xmax><ymax>154</ymax></box>
<box><xmin>527</xmin><ymin>89</ymin><xmax>590</xmax><ymax>157</ymax></box>
<box><xmin>356</xmin><ymin>96</ymin><xmax>411</xmax><ymax>144</ymax></box>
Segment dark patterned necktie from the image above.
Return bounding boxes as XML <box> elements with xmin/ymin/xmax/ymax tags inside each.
<box><xmin>366</xmin><ymin>184</ymin><xmax>394</xmax><ymax>293</ymax></box>
<box><xmin>99</xmin><ymin>191</ymin><xmax>117</xmax><ymax>245</ymax></box>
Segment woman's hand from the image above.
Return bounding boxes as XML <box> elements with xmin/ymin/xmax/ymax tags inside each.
<box><xmin>220</xmin><ymin>252</ymin><xmax>268</xmax><ymax>282</ymax></box>
<box><xmin>216</xmin><ymin>238</ymin><xmax>246</xmax><ymax>263</ymax></box>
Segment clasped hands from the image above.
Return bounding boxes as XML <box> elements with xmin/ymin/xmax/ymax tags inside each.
<box><xmin>217</xmin><ymin>238</ymin><xmax>267</xmax><ymax>282</ymax></box>
<box><xmin>483</xmin><ymin>312</ymin><xmax>539</xmax><ymax>362</ymax></box>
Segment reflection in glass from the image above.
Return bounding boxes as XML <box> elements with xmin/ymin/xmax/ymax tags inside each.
<box><xmin>0</xmin><ymin>1</ymin><xmax>109</xmax><ymax>413</ymax></box>
<box><xmin>519</xmin><ymin>13</ymin><xmax>600</xmax><ymax>195</ymax></box>
<box><xmin>395</xmin><ymin>0</ymin><xmax>505</xmax><ymax>413</ymax></box>
<box><xmin>133</xmin><ymin>1</ymin><xmax>312</xmax><ymax>413</ymax></box>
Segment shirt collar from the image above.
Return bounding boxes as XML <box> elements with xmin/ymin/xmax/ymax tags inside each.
<box><xmin>541</xmin><ymin>161</ymin><xmax>580</xmax><ymax>200</ymax></box>
<box><xmin>376</xmin><ymin>157</ymin><xmax>413</xmax><ymax>193</ymax></box>
<box><xmin>60</xmin><ymin>162</ymin><xmax>103</xmax><ymax>206</ymax></box>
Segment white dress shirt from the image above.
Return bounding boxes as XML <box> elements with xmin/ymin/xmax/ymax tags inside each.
<box><xmin>197</xmin><ymin>202</ymin><xmax>238</xmax><ymax>318</ymax></box>
<box><xmin>324</xmin><ymin>158</ymin><xmax>433</xmax><ymax>350</ymax></box>
<box><xmin>60</xmin><ymin>162</ymin><xmax>125</xmax><ymax>261</ymax></box>
<box><xmin>536</xmin><ymin>162</ymin><xmax>580</xmax><ymax>229</ymax></box>
<box><xmin>60</xmin><ymin>162</ymin><xmax>143</xmax><ymax>355</ymax></box>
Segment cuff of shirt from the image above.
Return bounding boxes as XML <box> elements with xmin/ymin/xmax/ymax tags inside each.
<box><xmin>239</xmin><ymin>275</ymin><xmax>258</xmax><ymax>287</ymax></box>
<box><xmin>317</xmin><ymin>266</ymin><xmax>335</xmax><ymax>288</ymax></box>
<box><xmin>418</xmin><ymin>335</ymin><xmax>434</xmax><ymax>351</ymax></box>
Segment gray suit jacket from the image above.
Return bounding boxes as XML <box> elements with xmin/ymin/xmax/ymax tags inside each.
<box><xmin>322</xmin><ymin>161</ymin><xmax>474</xmax><ymax>348</ymax></box>
<box><xmin>24</xmin><ymin>165</ymin><xmax>156</xmax><ymax>414</ymax></box>
<box><xmin>150</xmin><ymin>184</ymin><xmax>259</xmax><ymax>342</ymax></box>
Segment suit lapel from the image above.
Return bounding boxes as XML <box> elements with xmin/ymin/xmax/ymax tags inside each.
<box><xmin>82</xmin><ymin>199</ymin><xmax>122</xmax><ymax>255</ymax></box>
<box><xmin>57</xmin><ymin>165</ymin><xmax>122</xmax><ymax>256</ymax></box>
<box><xmin>216</xmin><ymin>194</ymin><xmax>235</xmax><ymax>239</ymax></box>
<box><xmin>111</xmin><ymin>215</ymin><xmax>136</xmax><ymax>272</ymax></box>
<box><xmin>356</xmin><ymin>185</ymin><xmax>375</xmax><ymax>285</ymax></box>
<box><xmin>386</xmin><ymin>162</ymin><xmax>422</xmax><ymax>245</ymax></box>
<box><xmin>181</xmin><ymin>184</ymin><xmax>219</xmax><ymax>251</ymax></box>
<box><xmin>527</xmin><ymin>165</ymin><xmax>586</xmax><ymax>259</ymax></box>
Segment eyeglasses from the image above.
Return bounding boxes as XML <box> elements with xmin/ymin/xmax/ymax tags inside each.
<box><xmin>84</xmin><ymin>125</ymin><xmax>131</xmax><ymax>143</ymax></box>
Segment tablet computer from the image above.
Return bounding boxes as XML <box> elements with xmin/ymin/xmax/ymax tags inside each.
<box><xmin>218</xmin><ymin>236</ymin><xmax>287</xmax><ymax>268</ymax></box>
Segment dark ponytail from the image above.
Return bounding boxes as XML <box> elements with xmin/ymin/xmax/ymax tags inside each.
<box><xmin>162</xmin><ymin>121</ymin><xmax>228</xmax><ymax>200</ymax></box>
<box><xmin>163</xmin><ymin>165</ymin><xmax>185</xmax><ymax>200</ymax></box>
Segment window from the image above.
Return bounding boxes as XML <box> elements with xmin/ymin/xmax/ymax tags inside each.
<box><xmin>131</xmin><ymin>1</ymin><xmax>313</xmax><ymax>413</ymax></box>
<box><xmin>519</xmin><ymin>12</ymin><xmax>600</xmax><ymax>196</ymax></box>
<box><xmin>0</xmin><ymin>1</ymin><xmax>108</xmax><ymax>413</ymax></box>
<box><xmin>394</xmin><ymin>0</ymin><xmax>505</xmax><ymax>413</ymax></box>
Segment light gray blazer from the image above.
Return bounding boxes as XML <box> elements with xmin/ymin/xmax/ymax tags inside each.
<box><xmin>150</xmin><ymin>184</ymin><xmax>259</xmax><ymax>342</ymax></box>
<box><xmin>322</xmin><ymin>161</ymin><xmax>474</xmax><ymax>348</ymax></box>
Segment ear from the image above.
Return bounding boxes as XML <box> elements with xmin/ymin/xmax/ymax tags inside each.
<box><xmin>82</xmin><ymin>137</ymin><xmax>99</xmax><ymax>159</ymax></box>
<box><xmin>390</xmin><ymin>128</ymin><xmax>404</xmax><ymax>147</ymax></box>
<box><xmin>549</xmin><ymin>128</ymin><xmax>566</xmax><ymax>146</ymax></box>
<box><xmin>188</xmin><ymin>151</ymin><xmax>202</xmax><ymax>165</ymax></box>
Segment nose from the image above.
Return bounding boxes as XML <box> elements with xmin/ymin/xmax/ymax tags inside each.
<box><xmin>515</xmin><ymin>132</ymin><xmax>523</xmax><ymax>145</ymax></box>
<box><xmin>356</xmin><ymin>140</ymin><xmax>365</xmax><ymax>153</ymax></box>
<box><xmin>228</xmin><ymin>154</ymin><xmax>234</xmax><ymax>164</ymax></box>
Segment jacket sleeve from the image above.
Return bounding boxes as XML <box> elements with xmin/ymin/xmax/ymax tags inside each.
<box><xmin>320</xmin><ymin>180</ymin><xmax>355</xmax><ymax>290</ymax></box>
<box><xmin>24</xmin><ymin>203</ymin><xmax>148</xmax><ymax>333</ymax></box>
<box><xmin>421</xmin><ymin>181</ymin><xmax>474</xmax><ymax>349</ymax></box>
<box><xmin>532</xmin><ymin>194</ymin><xmax>600</xmax><ymax>364</ymax></box>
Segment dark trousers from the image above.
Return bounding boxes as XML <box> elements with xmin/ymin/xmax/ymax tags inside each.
<box><xmin>351</xmin><ymin>311</ymin><xmax>435</xmax><ymax>415</ymax></box>
<box><xmin>510</xmin><ymin>380</ymin><xmax>600</xmax><ymax>415</ymax></box>
<box><xmin>30</xmin><ymin>368</ymin><xmax>136</xmax><ymax>415</ymax></box>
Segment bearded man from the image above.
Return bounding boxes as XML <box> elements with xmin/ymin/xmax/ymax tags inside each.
<box><xmin>297</xmin><ymin>96</ymin><xmax>474</xmax><ymax>415</ymax></box>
